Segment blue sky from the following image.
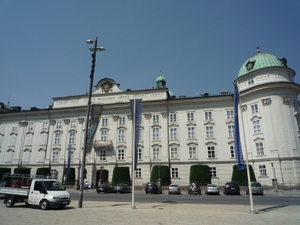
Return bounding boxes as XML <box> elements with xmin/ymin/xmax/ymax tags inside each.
<box><xmin>1</xmin><ymin>0</ymin><xmax>300</xmax><ymax>109</ymax></box>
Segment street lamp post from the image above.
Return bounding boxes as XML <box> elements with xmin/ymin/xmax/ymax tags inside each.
<box><xmin>78</xmin><ymin>37</ymin><xmax>105</xmax><ymax>208</ymax></box>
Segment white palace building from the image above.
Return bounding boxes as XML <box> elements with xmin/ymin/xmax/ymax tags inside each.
<box><xmin>1</xmin><ymin>49</ymin><xmax>300</xmax><ymax>187</ymax></box>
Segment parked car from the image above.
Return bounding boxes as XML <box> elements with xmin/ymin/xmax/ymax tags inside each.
<box><xmin>205</xmin><ymin>184</ymin><xmax>219</xmax><ymax>195</ymax></box>
<box><xmin>245</xmin><ymin>182</ymin><xmax>264</xmax><ymax>195</ymax></box>
<box><xmin>96</xmin><ymin>184</ymin><xmax>114</xmax><ymax>193</ymax></box>
<box><xmin>223</xmin><ymin>182</ymin><xmax>240</xmax><ymax>195</ymax></box>
<box><xmin>84</xmin><ymin>181</ymin><xmax>91</xmax><ymax>189</ymax></box>
<box><xmin>145</xmin><ymin>182</ymin><xmax>162</xmax><ymax>194</ymax></box>
<box><xmin>168</xmin><ymin>184</ymin><xmax>181</xmax><ymax>194</ymax></box>
<box><xmin>113</xmin><ymin>184</ymin><xmax>131</xmax><ymax>193</ymax></box>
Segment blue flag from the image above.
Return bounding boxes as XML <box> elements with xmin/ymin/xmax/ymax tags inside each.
<box><xmin>65</xmin><ymin>144</ymin><xmax>72</xmax><ymax>178</ymax></box>
<box><xmin>130</xmin><ymin>99</ymin><xmax>142</xmax><ymax>170</ymax></box>
<box><xmin>86</xmin><ymin>104</ymin><xmax>103</xmax><ymax>153</ymax></box>
<box><xmin>234</xmin><ymin>84</ymin><xmax>246</xmax><ymax>170</ymax></box>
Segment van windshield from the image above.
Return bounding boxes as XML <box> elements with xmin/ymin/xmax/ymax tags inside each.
<box><xmin>43</xmin><ymin>181</ymin><xmax>64</xmax><ymax>191</ymax></box>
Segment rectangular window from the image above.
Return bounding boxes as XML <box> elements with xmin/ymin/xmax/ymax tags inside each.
<box><xmin>170</xmin><ymin>128</ymin><xmax>177</xmax><ymax>140</ymax></box>
<box><xmin>118</xmin><ymin>129</ymin><xmax>125</xmax><ymax>142</ymax></box>
<box><xmin>22</xmin><ymin>151</ymin><xmax>30</xmax><ymax>163</ymax></box>
<box><xmin>226</xmin><ymin>110</ymin><xmax>234</xmax><ymax>119</ymax></box>
<box><xmin>248</xmin><ymin>78</ymin><xmax>254</xmax><ymax>85</ymax></box>
<box><xmin>138</xmin><ymin>148</ymin><xmax>142</xmax><ymax>160</ymax></box>
<box><xmin>118</xmin><ymin>149</ymin><xmax>125</xmax><ymax>160</ymax></box>
<box><xmin>12</xmin><ymin>125</ymin><xmax>18</xmax><ymax>132</ymax></box>
<box><xmin>54</xmin><ymin>133</ymin><xmax>61</xmax><ymax>145</ymax></box>
<box><xmin>259</xmin><ymin>165</ymin><xmax>267</xmax><ymax>176</ymax></box>
<box><xmin>101</xmin><ymin>130</ymin><xmax>108</xmax><ymax>141</ymax></box>
<box><xmin>170</xmin><ymin>113</ymin><xmax>177</xmax><ymax>122</ymax></box>
<box><xmin>102</xmin><ymin>118</ymin><xmax>108</xmax><ymax>126</ymax></box>
<box><xmin>251</xmin><ymin>104</ymin><xmax>259</xmax><ymax>114</ymax></box>
<box><xmin>205</xmin><ymin>111</ymin><xmax>212</xmax><ymax>120</ymax></box>
<box><xmin>187</xmin><ymin>112</ymin><xmax>194</xmax><ymax>121</ymax></box>
<box><xmin>253</xmin><ymin>120</ymin><xmax>261</xmax><ymax>134</ymax></box>
<box><xmin>189</xmin><ymin>146</ymin><xmax>196</xmax><ymax>159</ymax></box>
<box><xmin>188</xmin><ymin>127</ymin><xmax>195</xmax><ymax>139</ymax></box>
<box><xmin>209</xmin><ymin>167</ymin><xmax>217</xmax><ymax>177</ymax></box>
<box><xmin>228</xmin><ymin>125</ymin><xmax>234</xmax><ymax>138</ymax></box>
<box><xmin>170</xmin><ymin>147</ymin><xmax>178</xmax><ymax>159</ymax></box>
<box><xmin>5</xmin><ymin>151</ymin><xmax>13</xmax><ymax>162</ymax></box>
<box><xmin>56</xmin><ymin>121</ymin><xmax>62</xmax><ymax>129</ymax></box>
<box><xmin>42</xmin><ymin>122</ymin><xmax>49</xmax><ymax>130</ymax></box>
<box><xmin>52</xmin><ymin>151</ymin><xmax>59</xmax><ymax>162</ymax></box>
<box><xmin>70</xmin><ymin>120</ymin><xmax>77</xmax><ymax>128</ymax></box>
<box><xmin>99</xmin><ymin>150</ymin><xmax>106</xmax><ymax>160</ymax></box>
<box><xmin>153</xmin><ymin>148</ymin><xmax>159</xmax><ymax>159</ymax></box>
<box><xmin>208</xmin><ymin>146</ymin><xmax>215</xmax><ymax>158</ymax></box>
<box><xmin>27</xmin><ymin>123</ymin><xmax>34</xmax><ymax>131</ymax></box>
<box><xmin>256</xmin><ymin>142</ymin><xmax>264</xmax><ymax>156</ymax></box>
<box><xmin>230</xmin><ymin>145</ymin><xmax>235</xmax><ymax>158</ymax></box>
<box><xmin>153</xmin><ymin>115</ymin><xmax>159</xmax><ymax>123</ymax></box>
<box><xmin>135</xmin><ymin>168</ymin><xmax>142</xmax><ymax>178</ymax></box>
<box><xmin>69</xmin><ymin>132</ymin><xmax>76</xmax><ymax>144</ymax></box>
<box><xmin>153</xmin><ymin>127</ymin><xmax>159</xmax><ymax>140</ymax></box>
<box><xmin>171</xmin><ymin>168</ymin><xmax>179</xmax><ymax>178</ymax></box>
<box><xmin>119</xmin><ymin>117</ymin><xmax>125</xmax><ymax>125</ymax></box>
<box><xmin>25</xmin><ymin>134</ymin><xmax>33</xmax><ymax>146</ymax></box>
<box><xmin>206</xmin><ymin>126</ymin><xmax>214</xmax><ymax>138</ymax></box>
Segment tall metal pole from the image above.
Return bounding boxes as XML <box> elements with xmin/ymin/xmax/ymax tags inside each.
<box><xmin>236</xmin><ymin>80</ymin><xmax>256</xmax><ymax>214</ymax></box>
<box><xmin>78</xmin><ymin>37</ymin><xmax>98</xmax><ymax>208</ymax></box>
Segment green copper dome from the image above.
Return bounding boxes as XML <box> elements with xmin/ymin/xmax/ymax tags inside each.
<box><xmin>156</xmin><ymin>74</ymin><xmax>166</xmax><ymax>82</ymax></box>
<box><xmin>238</xmin><ymin>51</ymin><xmax>287</xmax><ymax>77</ymax></box>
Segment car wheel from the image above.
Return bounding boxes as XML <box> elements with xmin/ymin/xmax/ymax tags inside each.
<box><xmin>40</xmin><ymin>200</ymin><xmax>49</xmax><ymax>210</ymax></box>
<box><xmin>5</xmin><ymin>197</ymin><xmax>14</xmax><ymax>208</ymax></box>
<box><xmin>59</xmin><ymin>205</ymin><xmax>66</xmax><ymax>209</ymax></box>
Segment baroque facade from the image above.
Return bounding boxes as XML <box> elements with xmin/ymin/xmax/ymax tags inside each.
<box><xmin>0</xmin><ymin>49</ymin><xmax>300</xmax><ymax>187</ymax></box>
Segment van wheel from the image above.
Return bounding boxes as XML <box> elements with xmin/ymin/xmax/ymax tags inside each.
<box><xmin>5</xmin><ymin>197</ymin><xmax>14</xmax><ymax>207</ymax></box>
<box><xmin>40</xmin><ymin>200</ymin><xmax>49</xmax><ymax>210</ymax></box>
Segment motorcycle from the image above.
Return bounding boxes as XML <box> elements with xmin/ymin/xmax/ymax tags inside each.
<box><xmin>187</xmin><ymin>187</ymin><xmax>201</xmax><ymax>196</ymax></box>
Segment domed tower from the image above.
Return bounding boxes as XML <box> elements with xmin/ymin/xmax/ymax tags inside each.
<box><xmin>234</xmin><ymin>47</ymin><xmax>300</xmax><ymax>186</ymax></box>
<box><xmin>156</xmin><ymin>73</ymin><xmax>166</xmax><ymax>88</ymax></box>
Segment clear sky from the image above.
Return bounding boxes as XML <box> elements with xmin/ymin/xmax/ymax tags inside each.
<box><xmin>1</xmin><ymin>0</ymin><xmax>300</xmax><ymax>109</ymax></box>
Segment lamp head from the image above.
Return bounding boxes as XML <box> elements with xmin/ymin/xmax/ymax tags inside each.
<box><xmin>86</xmin><ymin>39</ymin><xmax>94</xmax><ymax>44</ymax></box>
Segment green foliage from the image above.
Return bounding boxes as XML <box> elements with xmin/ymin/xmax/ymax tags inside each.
<box><xmin>150</xmin><ymin>165</ymin><xmax>171</xmax><ymax>186</ymax></box>
<box><xmin>63</xmin><ymin>167</ymin><xmax>76</xmax><ymax>185</ymax></box>
<box><xmin>36</xmin><ymin>168</ymin><xmax>51</xmax><ymax>177</ymax></box>
<box><xmin>189</xmin><ymin>164</ymin><xmax>211</xmax><ymax>186</ymax></box>
<box><xmin>111</xmin><ymin>167</ymin><xmax>131</xmax><ymax>186</ymax></box>
<box><xmin>231</xmin><ymin>164</ymin><xmax>256</xmax><ymax>185</ymax></box>
<box><xmin>0</xmin><ymin>168</ymin><xmax>11</xmax><ymax>181</ymax></box>
<box><xmin>14</xmin><ymin>167</ymin><xmax>31</xmax><ymax>175</ymax></box>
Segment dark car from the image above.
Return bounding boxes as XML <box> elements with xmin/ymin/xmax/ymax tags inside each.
<box><xmin>96</xmin><ymin>184</ymin><xmax>114</xmax><ymax>193</ymax></box>
<box><xmin>113</xmin><ymin>184</ymin><xmax>131</xmax><ymax>193</ymax></box>
<box><xmin>145</xmin><ymin>182</ymin><xmax>162</xmax><ymax>194</ymax></box>
<box><xmin>223</xmin><ymin>182</ymin><xmax>240</xmax><ymax>195</ymax></box>
<box><xmin>245</xmin><ymin>182</ymin><xmax>264</xmax><ymax>195</ymax></box>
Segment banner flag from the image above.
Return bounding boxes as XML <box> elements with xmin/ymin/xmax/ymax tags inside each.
<box><xmin>234</xmin><ymin>84</ymin><xmax>246</xmax><ymax>170</ymax></box>
<box><xmin>86</xmin><ymin>104</ymin><xmax>103</xmax><ymax>153</ymax></box>
<box><xmin>130</xmin><ymin>99</ymin><xmax>142</xmax><ymax>170</ymax></box>
<box><xmin>65</xmin><ymin>144</ymin><xmax>72</xmax><ymax>178</ymax></box>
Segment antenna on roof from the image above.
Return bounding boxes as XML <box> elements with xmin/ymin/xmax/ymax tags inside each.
<box><xmin>256</xmin><ymin>46</ymin><xmax>260</xmax><ymax>54</ymax></box>
<box><xmin>7</xmin><ymin>94</ymin><xmax>10</xmax><ymax>106</ymax></box>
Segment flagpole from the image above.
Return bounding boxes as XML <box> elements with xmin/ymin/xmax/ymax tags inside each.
<box><xmin>236</xmin><ymin>80</ymin><xmax>256</xmax><ymax>214</ymax></box>
<box><xmin>131</xmin><ymin>93</ymin><xmax>136</xmax><ymax>209</ymax></box>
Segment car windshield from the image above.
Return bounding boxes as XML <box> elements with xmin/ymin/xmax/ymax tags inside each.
<box><xmin>207</xmin><ymin>184</ymin><xmax>217</xmax><ymax>187</ymax></box>
<box><xmin>251</xmin><ymin>183</ymin><xmax>262</xmax><ymax>187</ymax></box>
<box><xmin>44</xmin><ymin>181</ymin><xmax>64</xmax><ymax>191</ymax></box>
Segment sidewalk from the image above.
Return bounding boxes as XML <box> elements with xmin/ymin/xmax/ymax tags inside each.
<box><xmin>1</xmin><ymin>199</ymin><xmax>300</xmax><ymax>225</ymax></box>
